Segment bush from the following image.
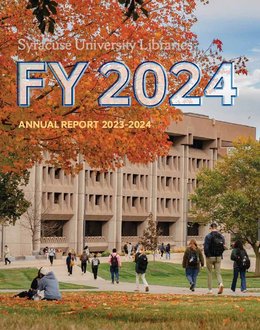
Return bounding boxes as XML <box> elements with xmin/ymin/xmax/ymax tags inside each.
<box><xmin>101</xmin><ymin>250</ymin><xmax>111</xmax><ymax>257</ymax></box>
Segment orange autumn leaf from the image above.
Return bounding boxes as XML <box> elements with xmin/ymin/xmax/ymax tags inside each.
<box><xmin>0</xmin><ymin>1</ymin><xmax>247</xmax><ymax>173</ymax></box>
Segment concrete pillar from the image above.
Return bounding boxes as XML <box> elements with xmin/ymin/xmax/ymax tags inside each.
<box><xmin>176</xmin><ymin>144</ymin><xmax>189</xmax><ymax>247</ymax></box>
<box><xmin>76</xmin><ymin>156</ymin><xmax>85</xmax><ymax>253</ymax></box>
<box><xmin>115</xmin><ymin>168</ymin><xmax>123</xmax><ymax>252</ymax></box>
<box><xmin>33</xmin><ymin>164</ymin><xmax>43</xmax><ymax>253</ymax></box>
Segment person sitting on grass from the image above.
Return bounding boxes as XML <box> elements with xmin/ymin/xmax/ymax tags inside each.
<box><xmin>14</xmin><ymin>269</ymin><xmax>41</xmax><ymax>299</ymax></box>
<box><xmin>35</xmin><ymin>267</ymin><xmax>61</xmax><ymax>301</ymax></box>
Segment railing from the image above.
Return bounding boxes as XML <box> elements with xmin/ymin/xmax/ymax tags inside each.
<box><xmin>40</xmin><ymin>236</ymin><xmax>67</xmax><ymax>244</ymax></box>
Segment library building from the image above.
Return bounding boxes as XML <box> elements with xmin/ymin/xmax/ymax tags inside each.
<box><xmin>0</xmin><ymin>113</ymin><xmax>256</xmax><ymax>256</ymax></box>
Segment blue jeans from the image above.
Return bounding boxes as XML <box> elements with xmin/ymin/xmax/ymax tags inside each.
<box><xmin>185</xmin><ymin>268</ymin><xmax>199</xmax><ymax>287</ymax></box>
<box><xmin>110</xmin><ymin>266</ymin><xmax>119</xmax><ymax>283</ymax></box>
<box><xmin>231</xmin><ymin>268</ymin><xmax>246</xmax><ymax>291</ymax></box>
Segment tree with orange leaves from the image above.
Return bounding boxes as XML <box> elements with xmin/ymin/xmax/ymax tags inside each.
<box><xmin>0</xmin><ymin>0</ymin><xmax>247</xmax><ymax>174</ymax></box>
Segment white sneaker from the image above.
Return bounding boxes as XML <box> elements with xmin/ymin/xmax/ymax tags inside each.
<box><xmin>207</xmin><ymin>290</ymin><xmax>213</xmax><ymax>294</ymax></box>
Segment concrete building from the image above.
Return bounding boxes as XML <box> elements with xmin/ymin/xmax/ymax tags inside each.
<box><xmin>1</xmin><ymin>113</ymin><xmax>256</xmax><ymax>256</ymax></box>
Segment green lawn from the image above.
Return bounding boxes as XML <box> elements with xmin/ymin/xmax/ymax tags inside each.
<box><xmin>0</xmin><ymin>268</ymin><xmax>95</xmax><ymax>290</ymax></box>
<box><xmin>98</xmin><ymin>261</ymin><xmax>260</xmax><ymax>289</ymax></box>
<box><xmin>0</xmin><ymin>292</ymin><xmax>259</xmax><ymax>329</ymax></box>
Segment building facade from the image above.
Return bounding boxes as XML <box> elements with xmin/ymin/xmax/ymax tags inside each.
<box><xmin>1</xmin><ymin>113</ymin><xmax>256</xmax><ymax>256</ymax></box>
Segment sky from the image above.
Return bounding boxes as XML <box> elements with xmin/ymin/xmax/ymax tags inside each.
<box><xmin>181</xmin><ymin>0</ymin><xmax>260</xmax><ymax>138</ymax></box>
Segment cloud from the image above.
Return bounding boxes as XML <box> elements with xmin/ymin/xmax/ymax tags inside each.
<box><xmin>196</xmin><ymin>0</ymin><xmax>260</xmax><ymax>21</ymax></box>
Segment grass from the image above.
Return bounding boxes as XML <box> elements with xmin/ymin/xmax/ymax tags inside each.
<box><xmin>0</xmin><ymin>268</ymin><xmax>95</xmax><ymax>290</ymax></box>
<box><xmin>0</xmin><ymin>292</ymin><xmax>259</xmax><ymax>329</ymax></box>
<box><xmin>98</xmin><ymin>261</ymin><xmax>260</xmax><ymax>289</ymax></box>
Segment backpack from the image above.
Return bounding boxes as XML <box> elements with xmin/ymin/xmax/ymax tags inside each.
<box><xmin>137</xmin><ymin>254</ymin><xmax>148</xmax><ymax>271</ymax></box>
<box><xmin>210</xmin><ymin>232</ymin><xmax>225</xmax><ymax>257</ymax></box>
<box><xmin>187</xmin><ymin>250</ymin><xmax>198</xmax><ymax>267</ymax></box>
<box><xmin>81</xmin><ymin>253</ymin><xmax>88</xmax><ymax>262</ymax></box>
<box><xmin>110</xmin><ymin>254</ymin><xmax>118</xmax><ymax>267</ymax></box>
<box><xmin>92</xmin><ymin>258</ymin><xmax>99</xmax><ymax>267</ymax></box>
<box><xmin>236</xmin><ymin>249</ymin><xmax>250</xmax><ymax>270</ymax></box>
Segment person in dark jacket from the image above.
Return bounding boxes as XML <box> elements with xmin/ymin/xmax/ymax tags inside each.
<box><xmin>183</xmin><ymin>239</ymin><xmax>204</xmax><ymax>291</ymax></box>
<box><xmin>204</xmin><ymin>223</ymin><xmax>226</xmax><ymax>294</ymax></box>
<box><xmin>37</xmin><ymin>267</ymin><xmax>61</xmax><ymax>300</ymax></box>
<box><xmin>14</xmin><ymin>269</ymin><xmax>40</xmax><ymax>299</ymax></box>
<box><xmin>134</xmin><ymin>246</ymin><xmax>149</xmax><ymax>292</ymax></box>
<box><xmin>66</xmin><ymin>252</ymin><xmax>74</xmax><ymax>276</ymax></box>
<box><xmin>231</xmin><ymin>240</ymin><xmax>248</xmax><ymax>293</ymax></box>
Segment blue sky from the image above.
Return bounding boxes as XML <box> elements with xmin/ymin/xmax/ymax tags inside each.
<box><xmin>181</xmin><ymin>0</ymin><xmax>260</xmax><ymax>138</ymax></box>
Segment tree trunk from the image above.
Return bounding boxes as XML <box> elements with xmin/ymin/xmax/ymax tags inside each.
<box><xmin>253</xmin><ymin>244</ymin><xmax>260</xmax><ymax>276</ymax></box>
<box><xmin>32</xmin><ymin>229</ymin><xmax>41</xmax><ymax>253</ymax></box>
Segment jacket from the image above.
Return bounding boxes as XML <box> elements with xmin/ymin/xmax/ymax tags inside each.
<box><xmin>182</xmin><ymin>247</ymin><xmax>204</xmax><ymax>269</ymax></box>
<box><xmin>135</xmin><ymin>252</ymin><xmax>148</xmax><ymax>274</ymax></box>
<box><xmin>231</xmin><ymin>248</ymin><xmax>248</xmax><ymax>269</ymax></box>
<box><xmin>204</xmin><ymin>231</ymin><xmax>225</xmax><ymax>257</ymax></box>
<box><xmin>38</xmin><ymin>271</ymin><xmax>61</xmax><ymax>300</ymax></box>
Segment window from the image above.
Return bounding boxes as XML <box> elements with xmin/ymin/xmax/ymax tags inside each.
<box><xmin>96</xmin><ymin>171</ymin><xmax>101</xmax><ymax>182</ymax></box>
<box><xmin>187</xmin><ymin>222</ymin><xmax>199</xmax><ymax>236</ymax></box>
<box><xmin>54</xmin><ymin>168</ymin><xmax>61</xmax><ymax>179</ymax></box>
<box><xmin>85</xmin><ymin>221</ymin><xmax>103</xmax><ymax>236</ymax></box>
<box><xmin>157</xmin><ymin>222</ymin><xmax>170</xmax><ymax>236</ymax></box>
<box><xmin>54</xmin><ymin>193</ymin><xmax>61</xmax><ymax>204</ymax></box>
<box><xmin>41</xmin><ymin>220</ymin><xmax>65</xmax><ymax>237</ymax></box>
<box><xmin>166</xmin><ymin>198</ymin><xmax>171</xmax><ymax>208</ymax></box>
<box><xmin>95</xmin><ymin>195</ymin><xmax>102</xmax><ymax>206</ymax></box>
<box><xmin>132</xmin><ymin>197</ymin><xmax>138</xmax><ymax>207</ymax></box>
<box><xmin>132</xmin><ymin>174</ymin><xmax>138</xmax><ymax>185</ymax></box>
<box><xmin>192</xmin><ymin>139</ymin><xmax>204</xmax><ymax>149</ymax></box>
<box><xmin>166</xmin><ymin>177</ymin><xmax>171</xmax><ymax>187</ymax></box>
<box><xmin>122</xmin><ymin>222</ymin><xmax>139</xmax><ymax>236</ymax></box>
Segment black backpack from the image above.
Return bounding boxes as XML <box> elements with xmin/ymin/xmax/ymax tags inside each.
<box><xmin>236</xmin><ymin>249</ymin><xmax>250</xmax><ymax>270</ymax></box>
<box><xmin>137</xmin><ymin>254</ymin><xmax>148</xmax><ymax>271</ymax></box>
<box><xmin>210</xmin><ymin>232</ymin><xmax>225</xmax><ymax>257</ymax></box>
<box><xmin>111</xmin><ymin>255</ymin><xmax>118</xmax><ymax>267</ymax></box>
<box><xmin>188</xmin><ymin>250</ymin><xmax>198</xmax><ymax>267</ymax></box>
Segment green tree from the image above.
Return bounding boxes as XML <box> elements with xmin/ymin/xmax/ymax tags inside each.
<box><xmin>0</xmin><ymin>172</ymin><xmax>30</xmax><ymax>225</ymax></box>
<box><xmin>190</xmin><ymin>138</ymin><xmax>260</xmax><ymax>275</ymax></box>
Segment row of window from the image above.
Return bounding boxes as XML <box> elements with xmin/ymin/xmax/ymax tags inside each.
<box><xmin>189</xmin><ymin>158</ymin><xmax>210</xmax><ymax>172</ymax></box>
<box><xmin>41</xmin><ymin>220</ymin><xmax>200</xmax><ymax>238</ymax></box>
<box><xmin>157</xmin><ymin>198</ymin><xmax>180</xmax><ymax>213</ymax></box>
<box><xmin>157</xmin><ymin>176</ymin><xmax>181</xmax><ymax>192</ymax></box>
<box><xmin>42</xmin><ymin>193</ymin><xmax>181</xmax><ymax>214</ymax></box>
<box><xmin>157</xmin><ymin>155</ymin><xmax>181</xmax><ymax>171</ymax></box>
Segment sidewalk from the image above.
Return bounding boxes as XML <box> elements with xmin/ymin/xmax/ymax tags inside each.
<box><xmin>0</xmin><ymin>256</ymin><xmax>259</xmax><ymax>297</ymax></box>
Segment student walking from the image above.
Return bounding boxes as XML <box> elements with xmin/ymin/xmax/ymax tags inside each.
<box><xmin>91</xmin><ymin>254</ymin><xmax>100</xmax><ymax>279</ymax></box>
<box><xmin>204</xmin><ymin>223</ymin><xmax>226</xmax><ymax>294</ymax></box>
<box><xmin>165</xmin><ymin>243</ymin><xmax>171</xmax><ymax>260</ymax></box>
<box><xmin>108</xmin><ymin>248</ymin><xmax>121</xmax><ymax>284</ymax></box>
<box><xmin>80</xmin><ymin>250</ymin><xmax>89</xmax><ymax>274</ymax></box>
<box><xmin>4</xmin><ymin>245</ymin><xmax>11</xmax><ymax>265</ymax></box>
<box><xmin>231</xmin><ymin>240</ymin><xmax>250</xmax><ymax>293</ymax></box>
<box><xmin>48</xmin><ymin>248</ymin><xmax>55</xmax><ymax>266</ymax></box>
<box><xmin>182</xmin><ymin>239</ymin><xmax>204</xmax><ymax>291</ymax></box>
<box><xmin>66</xmin><ymin>252</ymin><xmax>75</xmax><ymax>276</ymax></box>
<box><xmin>127</xmin><ymin>242</ymin><xmax>132</xmax><ymax>260</ymax></box>
<box><xmin>159</xmin><ymin>243</ymin><xmax>165</xmax><ymax>258</ymax></box>
<box><xmin>135</xmin><ymin>246</ymin><xmax>149</xmax><ymax>292</ymax></box>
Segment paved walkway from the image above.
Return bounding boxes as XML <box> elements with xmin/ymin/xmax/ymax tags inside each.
<box><xmin>0</xmin><ymin>253</ymin><xmax>259</xmax><ymax>297</ymax></box>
